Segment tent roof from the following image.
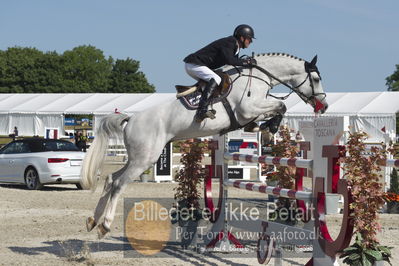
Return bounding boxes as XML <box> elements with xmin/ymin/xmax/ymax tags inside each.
<box><xmin>0</xmin><ymin>92</ymin><xmax>398</xmax><ymax>116</ymax></box>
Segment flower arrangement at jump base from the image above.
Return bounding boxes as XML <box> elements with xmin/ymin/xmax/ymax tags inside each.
<box><xmin>173</xmin><ymin>138</ymin><xmax>209</xmax><ymax>220</ymax></box>
<box><xmin>339</xmin><ymin>131</ymin><xmax>393</xmax><ymax>266</ymax></box>
<box><xmin>172</xmin><ymin>138</ymin><xmax>209</xmax><ymax>248</ymax></box>
<box><xmin>271</xmin><ymin>125</ymin><xmax>298</xmax><ymax>190</ymax></box>
<box><xmin>267</xmin><ymin>125</ymin><xmax>300</xmax><ymax>224</ymax></box>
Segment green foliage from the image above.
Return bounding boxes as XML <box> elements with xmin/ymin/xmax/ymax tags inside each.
<box><xmin>60</xmin><ymin>45</ymin><xmax>112</xmax><ymax>92</ymax></box>
<box><xmin>340</xmin><ymin>233</ymin><xmax>392</xmax><ymax>266</ymax></box>
<box><xmin>0</xmin><ymin>45</ymin><xmax>155</xmax><ymax>93</ymax></box>
<box><xmin>110</xmin><ymin>58</ymin><xmax>155</xmax><ymax>93</ymax></box>
<box><xmin>0</xmin><ymin>47</ymin><xmax>45</xmax><ymax>92</ymax></box>
<box><xmin>386</xmin><ymin>64</ymin><xmax>399</xmax><ymax>91</ymax></box>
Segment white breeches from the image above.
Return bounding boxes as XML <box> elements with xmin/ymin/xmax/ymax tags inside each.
<box><xmin>185</xmin><ymin>63</ymin><xmax>222</xmax><ymax>85</ymax></box>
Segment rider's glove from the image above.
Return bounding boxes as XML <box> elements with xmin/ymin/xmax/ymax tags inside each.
<box><xmin>243</xmin><ymin>58</ymin><xmax>257</xmax><ymax>67</ymax></box>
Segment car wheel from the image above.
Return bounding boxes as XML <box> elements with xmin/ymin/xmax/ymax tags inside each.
<box><xmin>24</xmin><ymin>167</ymin><xmax>43</xmax><ymax>190</ymax></box>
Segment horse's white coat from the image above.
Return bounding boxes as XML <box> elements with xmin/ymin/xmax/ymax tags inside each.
<box><xmin>80</xmin><ymin>53</ymin><xmax>328</xmax><ymax>233</ymax></box>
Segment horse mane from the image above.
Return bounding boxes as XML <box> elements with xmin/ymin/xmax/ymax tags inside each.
<box><xmin>256</xmin><ymin>52</ymin><xmax>304</xmax><ymax>62</ymax></box>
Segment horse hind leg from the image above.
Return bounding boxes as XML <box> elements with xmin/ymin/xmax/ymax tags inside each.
<box><xmin>86</xmin><ymin>164</ymin><xmax>128</xmax><ymax>232</ymax></box>
<box><xmin>97</xmin><ymin>163</ymin><xmax>151</xmax><ymax>239</ymax></box>
<box><xmin>86</xmin><ymin>175</ymin><xmax>112</xmax><ymax>232</ymax></box>
<box><xmin>95</xmin><ymin>136</ymin><xmax>169</xmax><ymax>238</ymax></box>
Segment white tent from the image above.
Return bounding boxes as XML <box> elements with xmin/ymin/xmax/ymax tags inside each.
<box><xmin>279</xmin><ymin>91</ymin><xmax>399</xmax><ymax>142</ymax></box>
<box><xmin>0</xmin><ymin>92</ymin><xmax>398</xmax><ymax>142</ymax></box>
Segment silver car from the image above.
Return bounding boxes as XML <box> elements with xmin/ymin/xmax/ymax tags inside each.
<box><xmin>0</xmin><ymin>138</ymin><xmax>85</xmax><ymax>190</ymax></box>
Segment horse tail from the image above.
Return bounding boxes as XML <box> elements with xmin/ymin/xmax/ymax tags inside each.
<box><xmin>80</xmin><ymin>113</ymin><xmax>130</xmax><ymax>190</ymax></box>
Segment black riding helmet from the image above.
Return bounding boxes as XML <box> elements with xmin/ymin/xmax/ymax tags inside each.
<box><xmin>233</xmin><ymin>24</ymin><xmax>255</xmax><ymax>40</ymax></box>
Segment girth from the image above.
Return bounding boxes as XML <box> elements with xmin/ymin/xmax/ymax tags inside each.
<box><xmin>219</xmin><ymin>98</ymin><xmax>256</xmax><ymax>136</ymax></box>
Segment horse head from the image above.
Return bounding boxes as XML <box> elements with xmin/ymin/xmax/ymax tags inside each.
<box><xmin>296</xmin><ymin>55</ymin><xmax>328</xmax><ymax>114</ymax></box>
<box><xmin>249</xmin><ymin>53</ymin><xmax>328</xmax><ymax>115</ymax></box>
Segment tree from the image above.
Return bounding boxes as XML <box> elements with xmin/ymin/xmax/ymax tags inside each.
<box><xmin>109</xmin><ymin>58</ymin><xmax>155</xmax><ymax>93</ymax></box>
<box><xmin>0</xmin><ymin>45</ymin><xmax>155</xmax><ymax>93</ymax></box>
<box><xmin>386</xmin><ymin>64</ymin><xmax>399</xmax><ymax>91</ymax></box>
<box><xmin>0</xmin><ymin>47</ymin><xmax>44</xmax><ymax>93</ymax></box>
<box><xmin>60</xmin><ymin>45</ymin><xmax>112</xmax><ymax>93</ymax></box>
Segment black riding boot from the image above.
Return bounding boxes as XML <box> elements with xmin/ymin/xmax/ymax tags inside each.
<box><xmin>194</xmin><ymin>79</ymin><xmax>218</xmax><ymax>123</ymax></box>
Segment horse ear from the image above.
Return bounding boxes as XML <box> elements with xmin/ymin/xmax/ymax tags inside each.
<box><xmin>310</xmin><ymin>55</ymin><xmax>318</xmax><ymax>66</ymax></box>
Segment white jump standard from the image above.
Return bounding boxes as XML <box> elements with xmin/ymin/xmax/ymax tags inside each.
<box><xmin>204</xmin><ymin>117</ymin><xmax>355</xmax><ymax>266</ymax></box>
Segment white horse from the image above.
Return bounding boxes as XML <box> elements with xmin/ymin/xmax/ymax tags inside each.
<box><xmin>81</xmin><ymin>53</ymin><xmax>328</xmax><ymax>237</ymax></box>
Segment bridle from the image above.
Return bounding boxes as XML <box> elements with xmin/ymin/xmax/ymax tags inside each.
<box><xmin>255</xmin><ymin>64</ymin><xmax>326</xmax><ymax>104</ymax></box>
<box><xmin>219</xmin><ymin>56</ymin><xmax>327</xmax><ymax>135</ymax></box>
<box><xmin>231</xmin><ymin>58</ymin><xmax>326</xmax><ymax>105</ymax></box>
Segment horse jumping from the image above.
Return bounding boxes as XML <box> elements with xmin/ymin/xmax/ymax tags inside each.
<box><xmin>80</xmin><ymin>53</ymin><xmax>328</xmax><ymax>238</ymax></box>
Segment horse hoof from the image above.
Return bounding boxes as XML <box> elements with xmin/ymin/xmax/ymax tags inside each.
<box><xmin>97</xmin><ymin>223</ymin><xmax>110</xmax><ymax>239</ymax></box>
<box><xmin>86</xmin><ymin>217</ymin><xmax>97</xmax><ymax>232</ymax></box>
<box><xmin>244</xmin><ymin>122</ymin><xmax>260</xmax><ymax>132</ymax></box>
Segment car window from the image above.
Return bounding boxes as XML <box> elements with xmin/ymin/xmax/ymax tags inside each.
<box><xmin>43</xmin><ymin>141</ymin><xmax>57</xmax><ymax>151</ymax></box>
<box><xmin>0</xmin><ymin>142</ymin><xmax>31</xmax><ymax>154</ymax></box>
<box><xmin>27</xmin><ymin>141</ymin><xmax>44</xmax><ymax>152</ymax></box>
<box><xmin>43</xmin><ymin>140</ymin><xmax>79</xmax><ymax>151</ymax></box>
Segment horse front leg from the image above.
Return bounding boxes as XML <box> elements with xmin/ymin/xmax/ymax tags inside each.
<box><xmin>255</xmin><ymin>100</ymin><xmax>287</xmax><ymax>119</ymax></box>
<box><xmin>257</xmin><ymin>100</ymin><xmax>287</xmax><ymax>133</ymax></box>
<box><xmin>243</xmin><ymin>100</ymin><xmax>287</xmax><ymax>132</ymax></box>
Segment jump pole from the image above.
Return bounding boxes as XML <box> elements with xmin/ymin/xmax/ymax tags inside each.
<box><xmin>204</xmin><ymin>117</ymin><xmax>354</xmax><ymax>265</ymax></box>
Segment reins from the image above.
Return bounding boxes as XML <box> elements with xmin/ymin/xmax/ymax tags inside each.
<box><xmin>218</xmin><ymin>55</ymin><xmax>326</xmax><ymax>135</ymax></box>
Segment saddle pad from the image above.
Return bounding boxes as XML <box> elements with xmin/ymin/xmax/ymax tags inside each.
<box><xmin>179</xmin><ymin>91</ymin><xmax>202</xmax><ymax>110</ymax></box>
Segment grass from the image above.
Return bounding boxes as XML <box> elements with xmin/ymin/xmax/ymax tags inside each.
<box><xmin>0</xmin><ymin>136</ymin><xmax>13</xmax><ymax>147</ymax></box>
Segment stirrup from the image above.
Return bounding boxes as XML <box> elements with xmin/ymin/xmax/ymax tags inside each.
<box><xmin>194</xmin><ymin>109</ymin><xmax>216</xmax><ymax>123</ymax></box>
<box><xmin>206</xmin><ymin>109</ymin><xmax>216</xmax><ymax>119</ymax></box>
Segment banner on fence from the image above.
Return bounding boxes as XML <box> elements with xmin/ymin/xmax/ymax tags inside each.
<box><xmin>154</xmin><ymin>142</ymin><xmax>173</xmax><ymax>182</ymax></box>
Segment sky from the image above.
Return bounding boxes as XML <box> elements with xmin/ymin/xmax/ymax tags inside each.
<box><xmin>1</xmin><ymin>0</ymin><xmax>398</xmax><ymax>94</ymax></box>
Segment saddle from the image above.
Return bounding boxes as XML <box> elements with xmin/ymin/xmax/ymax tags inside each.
<box><xmin>175</xmin><ymin>71</ymin><xmax>231</xmax><ymax>99</ymax></box>
<box><xmin>176</xmin><ymin>70</ymin><xmax>271</xmax><ymax>134</ymax></box>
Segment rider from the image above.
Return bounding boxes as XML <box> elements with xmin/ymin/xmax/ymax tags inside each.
<box><xmin>184</xmin><ymin>24</ymin><xmax>257</xmax><ymax>123</ymax></box>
